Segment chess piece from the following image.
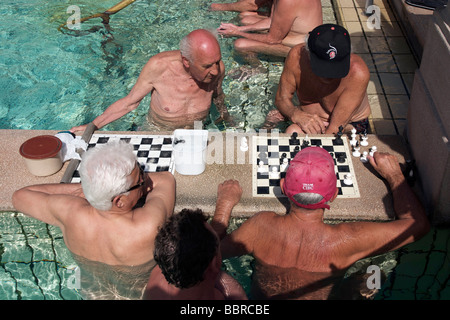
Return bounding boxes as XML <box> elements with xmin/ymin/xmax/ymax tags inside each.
<box><xmin>352</xmin><ymin>143</ymin><xmax>361</xmax><ymax>157</ymax></box>
<box><xmin>257</xmin><ymin>160</ymin><xmax>267</xmax><ymax>174</ymax></box>
<box><xmin>335</xmin><ymin>126</ymin><xmax>344</xmax><ymax>144</ymax></box>
<box><xmin>343</xmin><ymin>173</ymin><xmax>353</xmax><ymax>186</ymax></box>
<box><xmin>337</xmin><ymin>153</ymin><xmax>346</xmax><ymax>163</ymax></box>
<box><xmin>269</xmin><ymin>166</ymin><xmax>280</xmax><ymax>179</ymax></box>
<box><xmin>350</xmin><ymin>128</ymin><xmax>357</xmax><ymax>146</ymax></box>
<box><xmin>369</xmin><ymin>146</ymin><xmax>377</xmax><ymax>157</ymax></box>
<box><xmin>280</xmin><ymin>157</ymin><xmax>289</xmax><ymax>172</ymax></box>
<box><xmin>289</xmin><ymin>132</ymin><xmax>300</xmax><ymax>145</ymax></box>
<box><xmin>240</xmin><ymin>136</ymin><xmax>248</xmax><ymax>152</ymax></box>
<box><xmin>302</xmin><ymin>134</ymin><xmax>310</xmax><ymax>147</ymax></box>
<box><xmin>360</xmin><ymin>151</ymin><xmax>368</xmax><ymax>163</ymax></box>
<box><xmin>360</xmin><ymin>131</ymin><xmax>369</xmax><ymax>146</ymax></box>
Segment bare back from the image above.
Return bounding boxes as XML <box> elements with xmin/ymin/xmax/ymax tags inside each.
<box><xmin>221</xmin><ymin>212</ymin><xmax>348</xmax><ymax>299</ymax></box>
<box><xmin>276</xmin><ymin>0</ymin><xmax>323</xmax><ymax>47</ymax></box>
<box><xmin>62</xmin><ymin>205</ymin><xmax>163</xmax><ymax>266</ymax></box>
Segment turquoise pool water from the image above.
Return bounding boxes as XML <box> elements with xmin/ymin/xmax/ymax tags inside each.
<box><xmin>0</xmin><ymin>0</ymin><xmax>336</xmax><ymax>132</ymax></box>
<box><xmin>1</xmin><ymin>212</ymin><xmax>448</xmax><ymax>300</ymax></box>
<box><xmin>1</xmin><ymin>0</ymin><xmax>449</xmax><ymax>300</ymax></box>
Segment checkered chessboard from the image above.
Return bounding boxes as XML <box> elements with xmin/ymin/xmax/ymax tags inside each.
<box><xmin>70</xmin><ymin>134</ymin><xmax>175</xmax><ymax>183</ymax></box>
<box><xmin>252</xmin><ymin>134</ymin><xmax>360</xmax><ymax>198</ymax></box>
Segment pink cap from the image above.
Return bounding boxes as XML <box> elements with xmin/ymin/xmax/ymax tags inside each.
<box><xmin>283</xmin><ymin>147</ymin><xmax>337</xmax><ymax>210</ymax></box>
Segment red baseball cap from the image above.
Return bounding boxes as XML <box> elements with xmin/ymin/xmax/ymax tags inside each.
<box><xmin>283</xmin><ymin>147</ymin><xmax>337</xmax><ymax>210</ymax></box>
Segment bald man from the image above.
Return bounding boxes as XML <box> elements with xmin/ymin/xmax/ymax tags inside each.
<box><xmin>71</xmin><ymin>29</ymin><xmax>231</xmax><ymax>133</ymax></box>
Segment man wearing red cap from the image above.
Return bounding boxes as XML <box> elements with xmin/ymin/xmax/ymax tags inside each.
<box><xmin>265</xmin><ymin>24</ymin><xmax>372</xmax><ymax>135</ymax></box>
<box><xmin>219</xmin><ymin>147</ymin><xmax>430</xmax><ymax>299</ymax></box>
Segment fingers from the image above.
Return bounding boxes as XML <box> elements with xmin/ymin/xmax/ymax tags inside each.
<box><xmin>69</xmin><ymin>125</ymin><xmax>87</xmax><ymax>134</ymax></box>
<box><xmin>300</xmin><ymin>119</ymin><xmax>326</xmax><ymax>134</ymax></box>
<box><xmin>367</xmin><ymin>152</ymin><xmax>403</xmax><ymax>182</ymax></box>
<box><xmin>219</xmin><ymin>179</ymin><xmax>242</xmax><ymax>191</ymax></box>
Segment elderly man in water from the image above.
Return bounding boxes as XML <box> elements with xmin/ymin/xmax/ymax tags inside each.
<box><xmin>12</xmin><ymin>141</ymin><xmax>175</xmax><ymax>299</ymax></box>
<box><xmin>70</xmin><ymin>29</ymin><xmax>231</xmax><ymax>133</ymax></box>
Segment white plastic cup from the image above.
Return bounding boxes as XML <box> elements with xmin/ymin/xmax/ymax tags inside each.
<box><xmin>173</xmin><ymin>129</ymin><xmax>208</xmax><ymax>175</ymax></box>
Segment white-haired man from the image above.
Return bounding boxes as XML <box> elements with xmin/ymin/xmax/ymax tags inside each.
<box><xmin>12</xmin><ymin>141</ymin><xmax>175</xmax><ymax>299</ymax></box>
<box><xmin>70</xmin><ymin>29</ymin><xmax>231</xmax><ymax>133</ymax></box>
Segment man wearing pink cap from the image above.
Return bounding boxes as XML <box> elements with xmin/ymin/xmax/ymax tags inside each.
<box><xmin>220</xmin><ymin>148</ymin><xmax>430</xmax><ymax>299</ymax></box>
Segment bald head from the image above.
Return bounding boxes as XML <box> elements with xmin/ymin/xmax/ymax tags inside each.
<box><xmin>179</xmin><ymin>29</ymin><xmax>220</xmax><ymax>62</ymax></box>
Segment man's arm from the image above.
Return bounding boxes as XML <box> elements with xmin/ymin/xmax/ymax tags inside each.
<box><xmin>218</xmin><ymin>0</ymin><xmax>294</xmax><ymax>45</ymax></box>
<box><xmin>275</xmin><ymin>46</ymin><xmax>327</xmax><ymax>133</ymax></box>
<box><xmin>70</xmin><ymin>56</ymin><xmax>159</xmax><ymax>133</ymax></box>
<box><xmin>339</xmin><ymin>152</ymin><xmax>430</xmax><ymax>267</ymax></box>
<box><xmin>12</xmin><ymin>183</ymin><xmax>87</xmax><ymax>228</ymax></box>
<box><xmin>324</xmin><ymin>56</ymin><xmax>370</xmax><ymax>134</ymax></box>
<box><xmin>212</xmin><ymin>62</ymin><xmax>234</xmax><ymax>125</ymax></box>
<box><xmin>137</xmin><ymin>171</ymin><xmax>176</xmax><ymax>223</ymax></box>
<box><xmin>210</xmin><ymin>180</ymin><xmax>242</xmax><ymax>240</ymax></box>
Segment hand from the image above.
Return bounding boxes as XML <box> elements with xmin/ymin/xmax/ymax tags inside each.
<box><xmin>217</xmin><ymin>179</ymin><xmax>242</xmax><ymax>208</ymax></box>
<box><xmin>143</xmin><ymin>173</ymin><xmax>154</xmax><ymax>195</ymax></box>
<box><xmin>70</xmin><ymin>124</ymin><xmax>88</xmax><ymax>134</ymax></box>
<box><xmin>217</xmin><ymin>23</ymin><xmax>239</xmax><ymax>37</ymax></box>
<box><xmin>214</xmin><ymin>112</ymin><xmax>236</xmax><ymax>127</ymax></box>
<box><xmin>291</xmin><ymin>110</ymin><xmax>328</xmax><ymax>134</ymax></box>
<box><xmin>368</xmin><ymin>152</ymin><xmax>404</xmax><ymax>186</ymax></box>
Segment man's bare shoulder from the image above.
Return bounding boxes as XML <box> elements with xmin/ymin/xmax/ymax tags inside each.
<box><xmin>348</xmin><ymin>54</ymin><xmax>370</xmax><ymax>82</ymax></box>
<box><xmin>145</xmin><ymin>50</ymin><xmax>182</xmax><ymax>72</ymax></box>
<box><xmin>283</xmin><ymin>44</ymin><xmax>304</xmax><ymax>69</ymax></box>
<box><xmin>247</xmin><ymin>211</ymin><xmax>282</xmax><ymax>225</ymax></box>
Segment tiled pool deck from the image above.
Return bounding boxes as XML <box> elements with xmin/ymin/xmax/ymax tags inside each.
<box><xmin>335</xmin><ymin>0</ymin><xmax>420</xmax><ymax>136</ymax></box>
<box><xmin>1</xmin><ymin>0</ymin><xmax>449</xmax><ymax>301</ymax></box>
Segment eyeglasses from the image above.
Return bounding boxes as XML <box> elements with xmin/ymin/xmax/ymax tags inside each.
<box><xmin>111</xmin><ymin>163</ymin><xmax>145</xmax><ymax>202</ymax></box>
<box><xmin>125</xmin><ymin>163</ymin><xmax>145</xmax><ymax>192</ymax></box>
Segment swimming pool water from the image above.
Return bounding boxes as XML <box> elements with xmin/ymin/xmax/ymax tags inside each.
<box><xmin>1</xmin><ymin>212</ymin><xmax>448</xmax><ymax>300</ymax></box>
<box><xmin>0</xmin><ymin>0</ymin><xmax>336</xmax><ymax>132</ymax></box>
<box><xmin>1</xmin><ymin>0</ymin><xmax>449</xmax><ymax>300</ymax></box>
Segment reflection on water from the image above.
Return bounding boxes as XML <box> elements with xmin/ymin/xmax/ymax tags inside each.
<box><xmin>0</xmin><ymin>0</ymin><xmax>337</xmax><ymax>131</ymax></box>
<box><xmin>0</xmin><ymin>213</ymin><xmax>448</xmax><ymax>300</ymax></box>
<box><xmin>222</xmin><ymin>217</ymin><xmax>450</xmax><ymax>300</ymax></box>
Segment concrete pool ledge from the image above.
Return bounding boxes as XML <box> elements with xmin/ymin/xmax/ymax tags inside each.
<box><xmin>0</xmin><ymin>129</ymin><xmax>417</xmax><ymax>222</ymax></box>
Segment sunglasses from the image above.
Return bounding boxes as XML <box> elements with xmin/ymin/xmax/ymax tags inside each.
<box><xmin>111</xmin><ymin>162</ymin><xmax>146</xmax><ymax>202</ymax></box>
<box><xmin>126</xmin><ymin>163</ymin><xmax>145</xmax><ymax>192</ymax></box>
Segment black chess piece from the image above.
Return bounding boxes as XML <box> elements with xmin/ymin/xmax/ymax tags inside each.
<box><xmin>334</xmin><ymin>125</ymin><xmax>344</xmax><ymax>144</ymax></box>
<box><xmin>280</xmin><ymin>152</ymin><xmax>287</xmax><ymax>165</ymax></box>
<box><xmin>301</xmin><ymin>137</ymin><xmax>310</xmax><ymax>148</ymax></box>
<box><xmin>289</xmin><ymin>132</ymin><xmax>300</xmax><ymax>145</ymax></box>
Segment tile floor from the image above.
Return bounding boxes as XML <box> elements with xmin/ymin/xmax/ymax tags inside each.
<box><xmin>333</xmin><ymin>0</ymin><xmax>420</xmax><ymax>135</ymax></box>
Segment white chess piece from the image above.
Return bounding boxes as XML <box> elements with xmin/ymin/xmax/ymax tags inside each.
<box><xmin>360</xmin><ymin>151</ymin><xmax>368</xmax><ymax>163</ymax></box>
<box><xmin>280</xmin><ymin>158</ymin><xmax>289</xmax><ymax>172</ymax></box>
<box><xmin>303</xmin><ymin>134</ymin><xmax>310</xmax><ymax>146</ymax></box>
<box><xmin>350</xmin><ymin>128</ymin><xmax>357</xmax><ymax>146</ymax></box>
<box><xmin>360</xmin><ymin>135</ymin><xmax>369</xmax><ymax>147</ymax></box>
<box><xmin>269</xmin><ymin>166</ymin><xmax>280</xmax><ymax>179</ymax></box>
<box><xmin>257</xmin><ymin>160</ymin><xmax>267</xmax><ymax>173</ymax></box>
<box><xmin>352</xmin><ymin>145</ymin><xmax>361</xmax><ymax>157</ymax></box>
<box><xmin>240</xmin><ymin>136</ymin><xmax>248</xmax><ymax>152</ymax></box>
<box><xmin>369</xmin><ymin>146</ymin><xmax>377</xmax><ymax>157</ymax></box>
<box><xmin>343</xmin><ymin>173</ymin><xmax>353</xmax><ymax>186</ymax></box>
